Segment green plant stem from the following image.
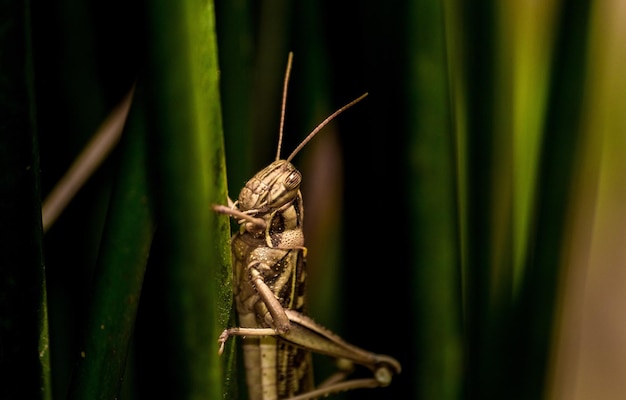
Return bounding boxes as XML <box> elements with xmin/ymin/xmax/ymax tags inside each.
<box><xmin>142</xmin><ymin>0</ymin><xmax>230</xmax><ymax>398</ymax></box>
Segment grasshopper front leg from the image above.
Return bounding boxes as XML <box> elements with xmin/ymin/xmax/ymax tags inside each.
<box><xmin>213</xmin><ymin>204</ymin><xmax>267</xmax><ymax>233</ymax></box>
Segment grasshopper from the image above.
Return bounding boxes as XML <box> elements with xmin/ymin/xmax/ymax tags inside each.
<box><xmin>214</xmin><ymin>53</ymin><xmax>401</xmax><ymax>400</ymax></box>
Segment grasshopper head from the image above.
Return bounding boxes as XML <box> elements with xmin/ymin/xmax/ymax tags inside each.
<box><xmin>237</xmin><ymin>160</ymin><xmax>302</xmax><ymax>213</ymax></box>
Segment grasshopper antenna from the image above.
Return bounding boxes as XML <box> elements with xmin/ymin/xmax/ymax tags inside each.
<box><xmin>276</xmin><ymin>52</ymin><xmax>294</xmax><ymax>161</ymax></box>
<box><xmin>286</xmin><ymin>92</ymin><xmax>368</xmax><ymax>163</ymax></box>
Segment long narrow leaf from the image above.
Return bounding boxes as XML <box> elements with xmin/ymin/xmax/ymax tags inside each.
<box><xmin>514</xmin><ymin>2</ymin><xmax>592</xmax><ymax>398</ymax></box>
<box><xmin>408</xmin><ymin>0</ymin><xmax>462</xmax><ymax>398</ymax></box>
<box><xmin>142</xmin><ymin>0</ymin><xmax>230</xmax><ymax>398</ymax></box>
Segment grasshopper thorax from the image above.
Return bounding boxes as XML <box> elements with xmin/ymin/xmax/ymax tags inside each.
<box><xmin>237</xmin><ymin>159</ymin><xmax>302</xmax><ymax>213</ymax></box>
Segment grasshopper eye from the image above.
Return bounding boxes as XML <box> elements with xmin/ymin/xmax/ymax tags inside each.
<box><xmin>284</xmin><ymin>170</ymin><xmax>302</xmax><ymax>190</ymax></box>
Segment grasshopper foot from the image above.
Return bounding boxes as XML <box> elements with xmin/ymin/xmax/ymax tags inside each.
<box><xmin>217</xmin><ymin>329</ymin><xmax>230</xmax><ymax>355</ymax></box>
